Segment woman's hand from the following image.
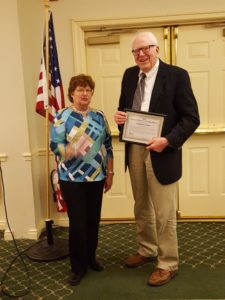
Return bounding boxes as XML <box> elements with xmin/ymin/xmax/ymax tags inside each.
<box><xmin>65</xmin><ymin>144</ymin><xmax>74</xmax><ymax>159</ymax></box>
<box><xmin>104</xmin><ymin>173</ymin><xmax>113</xmax><ymax>193</ymax></box>
<box><xmin>114</xmin><ymin>111</ymin><xmax>127</xmax><ymax>125</ymax></box>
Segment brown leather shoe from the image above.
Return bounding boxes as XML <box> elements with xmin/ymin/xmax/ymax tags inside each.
<box><xmin>148</xmin><ymin>268</ymin><xmax>178</xmax><ymax>286</ymax></box>
<box><xmin>125</xmin><ymin>253</ymin><xmax>157</xmax><ymax>268</ymax></box>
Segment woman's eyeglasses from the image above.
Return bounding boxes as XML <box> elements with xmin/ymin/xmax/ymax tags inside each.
<box><xmin>75</xmin><ymin>88</ymin><xmax>93</xmax><ymax>94</ymax></box>
<box><xmin>132</xmin><ymin>45</ymin><xmax>156</xmax><ymax>56</ymax></box>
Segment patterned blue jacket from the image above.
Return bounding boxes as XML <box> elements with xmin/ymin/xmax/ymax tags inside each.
<box><xmin>50</xmin><ymin>106</ymin><xmax>113</xmax><ymax>182</ymax></box>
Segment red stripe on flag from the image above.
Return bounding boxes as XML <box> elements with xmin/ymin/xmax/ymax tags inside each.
<box><xmin>35</xmin><ymin>12</ymin><xmax>65</xmax><ymax>121</ymax></box>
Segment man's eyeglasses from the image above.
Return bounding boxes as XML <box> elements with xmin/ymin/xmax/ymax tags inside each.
<box><xmin>132</xmin><ymin>45</ymin><xmax>156</xmax><ymax>56</ymax></box>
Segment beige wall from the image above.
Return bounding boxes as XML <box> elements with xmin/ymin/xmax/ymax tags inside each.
<box><xmin>0</xmin><ymin>0</ymin><xmax>39</xmax><ymax>239</ymax></box>
<box><xmin>0</xmin><ymin>0</ymin><xmax>225</xmax><ymax>238</ymax></box>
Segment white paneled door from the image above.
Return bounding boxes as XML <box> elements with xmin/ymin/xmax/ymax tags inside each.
<box><xmin>177</xmin><ymin>25</ymin><xmax>225</xmax><ymax>218</ymax></box>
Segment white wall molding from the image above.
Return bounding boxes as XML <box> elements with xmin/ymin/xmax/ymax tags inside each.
<box><xmin>73</xmin><ymin>11</ymin><xmax>225</xmax><ymax>32</ymax></box>
<box><xmin>0</xmin><ymin>153</ymin><xmax>8</xmax><ymax>162</ymax></box>
<box><xmin>71</xmin><ymin>22</ymin><xmax>86</xmax><ymax>73</ymax></box>
<box><xmin>34</xmin><ymin>148</ymin><xmax>54</xmax><ymax>157</ymax></box>
<box><xmin>22</xmin><ymin>152</ymin><xmax>32</xmax><ymax>161</ymax></box>
<box><xmin>0</xmin><ymin>150</ymin><xmax>55</xmax><ymax>163</ymax></box>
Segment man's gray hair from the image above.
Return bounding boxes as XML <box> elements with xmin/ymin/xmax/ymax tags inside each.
<box><xmin>131</xmin><ymin>32</ymin><xmax>158</xmax><ymax>48</ymax></box>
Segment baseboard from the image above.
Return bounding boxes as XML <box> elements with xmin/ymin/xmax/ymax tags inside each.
<box><xmin>178</xmin><ymin>217</ymin><xmax>225</xmax><ymax>222</ymax></box>
<box><xmin>4</xmin><ymin>229</ymin><xmax>14</xmax><ymax>240</ymax></box>
<box><xmin>2</xmin><ymin>217</ymin><xmax>225</xmax><ymax>241</ymax></box>
<box><xmin>53</xmin><ymin>218</ymin><xmax>69</xmax><ymax>227</ymax></box>
<box><xmin>27</xmin><ymin>228</ymin><xmax>41</xmax><ymax>240</ymax></box>
<box><xmin>100</xmin><ymin>218</ymin><xmax>135</xmax><ymax>224</ymax></box>
<box><xmin>0</xmin><ymin>219</ymin><xmax>6</xmax><ymax>230</ymax></box>
<box><xmin>3</xmin><ymin>221</ymin><xmax>44</xmax><ymax>241</ymax></box>
<box><xmin>100</xmin><ymin>217</ymin><xmax>225</xmax><ymax>224</ymax></box>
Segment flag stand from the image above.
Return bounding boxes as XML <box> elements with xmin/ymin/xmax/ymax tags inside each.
<box><xmin>26</xmin><ymin>219</ymin><xmax>69</xmax><ymax>261</ymax></box>
<box><xmin>26</xmin><ymin>0</ymin><xmax>69</xmax><ymax>262</ymax></box>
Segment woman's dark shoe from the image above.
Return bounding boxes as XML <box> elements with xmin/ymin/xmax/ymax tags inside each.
<box><xmin>89</xmin><ymin>261</ymin><xmax>104</xmax><ymax>272</ymax></box>
<box><xmin>69</xmin><ymin>273</ymin><xmax>82</xmax><ymax>286</ymax></box>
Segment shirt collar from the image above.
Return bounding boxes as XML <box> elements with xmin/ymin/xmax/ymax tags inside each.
<box><xmin>139</xmin><ymin>58</ymin><xmax>159</xmax><ymax>78</ymax></box>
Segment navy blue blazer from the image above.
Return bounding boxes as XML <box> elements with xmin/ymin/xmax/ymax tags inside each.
<box><xmin>118</xmin><ymin>59</ymin><xmax>200</xmax><ymax>184</ymax></box>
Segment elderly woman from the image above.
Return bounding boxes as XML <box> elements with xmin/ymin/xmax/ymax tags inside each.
<box><xmin>50</xmin><ymin>74</ymin><xmax>114</xmax><ymax>286</ymax></box>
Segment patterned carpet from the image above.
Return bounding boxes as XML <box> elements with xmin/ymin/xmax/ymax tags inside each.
<box><xmin>0</xmin><ymin>222</ymin><xmax>225</xmax><ymax>299</ymax></box>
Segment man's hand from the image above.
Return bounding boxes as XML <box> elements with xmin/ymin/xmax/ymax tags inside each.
<box><xmin>146</xmin><ymin>137</ymin><xmax>169</xmax><ymax>152</ymax></box>
<box><xmin>114</xmin><ymin>111</ymin><xmax>127</xmax><ymax>125</ymax></box>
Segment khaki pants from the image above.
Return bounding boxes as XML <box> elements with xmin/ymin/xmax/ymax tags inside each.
<box><xmin>128</xmin><ymin>144</ymin><xmax>179</xmax><ymax>271</ymax></box>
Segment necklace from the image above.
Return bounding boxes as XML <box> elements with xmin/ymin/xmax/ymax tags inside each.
<box><xmin>71</xmin><ymin>105</ymin><xmax>90</xmax><ymax>116</ymax></box>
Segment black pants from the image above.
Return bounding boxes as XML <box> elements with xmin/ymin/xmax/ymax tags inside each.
<box><xmin>60</xmin><ymin>180</ymin><xmax>105</xmax><ymax>276</ymax></box>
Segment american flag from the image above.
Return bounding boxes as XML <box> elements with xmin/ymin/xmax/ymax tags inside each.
<box><xmin>36</xmin><ymin>12</ymin><xmax>65</xmax><ymax>122</ymax></box>
<box><xmin>36</xmin><ymin>12</ymin><xmax>67</xmax><ymax>212</ymax></box>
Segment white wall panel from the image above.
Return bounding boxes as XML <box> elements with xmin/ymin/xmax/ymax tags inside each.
<box><xmin>188</xmin><ymin>148</ymin><xmax>209</xmax><ymax>195</ymax></box>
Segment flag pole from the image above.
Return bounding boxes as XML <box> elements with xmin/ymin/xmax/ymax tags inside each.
<box><xmin>44</xmin><ymin>0</ymin><xmax>54</xmax><ymax>246</ymax></box>
<box><xmin>44</xmin><ymin>0</ymin><xmax>50</xmax><ymax>221</ymax></box>
<box><xmin>26</xmin><ymin>0</ymin><xmax>69</xmax><ymax>262</ymax></box>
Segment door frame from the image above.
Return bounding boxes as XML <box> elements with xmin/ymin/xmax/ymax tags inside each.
<box><xmin>71</xmin><ymin>12</ymin><xmax>225</xmax><ymax>74</ymax></box>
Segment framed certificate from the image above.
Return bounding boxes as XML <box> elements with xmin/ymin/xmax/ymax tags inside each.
<box><xmin>120</xmin><ymin>109</ymin><xmax>166</xmax><ymax>145</ymax></box>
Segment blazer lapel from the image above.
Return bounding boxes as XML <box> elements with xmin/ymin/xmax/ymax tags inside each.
<box><xmin>127</xmin><ymin>67</ymin><xmax>139</xmax><ymax>109</ymax></box>
<box><xmin>149</xmin><ymin>60</ymin><xmax>167</xmax><ymax>112</ymax></box>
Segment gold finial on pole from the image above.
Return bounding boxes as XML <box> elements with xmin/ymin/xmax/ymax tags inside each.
<box><xmin>44</xmin><ymin>0</ymin><xmax>50</xmax><ymax>8</ymax></box>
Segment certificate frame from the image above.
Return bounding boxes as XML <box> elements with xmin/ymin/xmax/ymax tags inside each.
<box><xmin>120</xmin><ymin>109</ymin><xmax>166</xmax><ymax>145</ymax></box>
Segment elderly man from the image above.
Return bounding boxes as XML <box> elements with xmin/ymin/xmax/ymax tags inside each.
<box><xmin>114</xmin><ymin>31</ymin><xmax>200</xmax><ymax>286</ymax></box>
